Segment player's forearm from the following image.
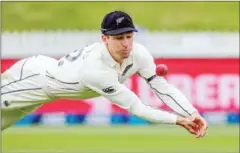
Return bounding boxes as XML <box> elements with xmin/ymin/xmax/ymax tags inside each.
<box><xmin>83</xmin><ymin>73</ymin><xmax>179</xmax><ymax>124</ymax></box>
<box><xmin>149</xmin><ymin>77</ymin><xmax>198</xmax><ymax>117</ymax></box>
<box><xmin>130</xmin><ymin>101</ymin><xmax>177</xmax><ymax>124</ymax></box>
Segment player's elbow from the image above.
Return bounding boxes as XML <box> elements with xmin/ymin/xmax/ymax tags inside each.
<box><xmin>129</xmin><ymin>102</ymin><xmax>141</xmax><ymax>116</ymax></box>
<box><xmin>129</xmin><ymin>102</ymin><xmax>150</xmax><ymax>121</ymax></box>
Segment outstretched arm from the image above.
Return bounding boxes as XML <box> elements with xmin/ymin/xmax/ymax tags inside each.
<box><xmin>82</xmin><ymin>71</ymin><xmax>199</xmax><ymax>136</ymax></box>
<box><xmin>145</xmin><ymin>75</ymin><xmax>198</xmax><ymax>117</ymax></box>
<box><xmin>136</xmin><ymin>44</ymin><xmax>207</xmax><ymax>137</ymax></box>
<box><xmin>137</xmin><ymin>46</ymin><xmax>198</xmax><ymax>117</ymax></box>
<box><xmin>143</xmin><ymin>75</ymin><xmax>208</xmax><ymax>137</ymax></box>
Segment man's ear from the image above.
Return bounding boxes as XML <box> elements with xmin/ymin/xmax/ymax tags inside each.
<box><xmin>101</xmin><ymin>34</ymin><xmax>107</xmax><ymax>43</ymax></box>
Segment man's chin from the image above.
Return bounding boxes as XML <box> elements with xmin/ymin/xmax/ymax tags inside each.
<box><xmin>122</xmin><ymin>53</ymin><xmax>130</xmax><ymax>58</ymax></box>
<box><xmin>123</xmin><ymin>55</ymin><xmax>129</xmax><ymax>59</ymax></box>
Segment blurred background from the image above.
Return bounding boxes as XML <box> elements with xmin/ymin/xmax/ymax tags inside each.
<box><xmin>1</xmin><ymin>1</ymin><xmax>239</xmax><ymax>153</ymax></box>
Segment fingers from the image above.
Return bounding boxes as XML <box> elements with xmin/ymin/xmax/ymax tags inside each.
<box><xmin>189</xmin><ymin>128</ymin><xmax>198</xmax><ymax>136</ymax></box>
<box><xmin>198</xmin><ymin>117</ymin><xmax>207</xmax><ymax>137</ymax></box>
<box><xmin>201</xmin><ymin>126</ymin><xmax>208</xmax><ymax>137</ymax></box>
<box><xmin>177</xmin><ymin>115</ymin><xmax>207</xmax><ymax>138</ymax></box>
<box><xmin>200</xmin><ymin>119</ymin><xmax>208</xmax><ymax>137</ymax></box>
<box><xmin>191</xmin><ymin>123</ymin><xmax>201</xmax><ymax>138</ymax></box>
<box><xmin>191</xmin><ymin>118</ymin><xmax>201</xmax><ymax>136</ymax></box>
<box><xmin>188</xmin><ymin>120</ymin><xmax>197</xmax><ymax>128</ymax></box>
<box><xmin>184</xmin><ymin>119</ymin><xmax>200</xmax><ymax>137</ymax></box>
<box><xmin>184</xmin><ymin>124</ymin><xmax>198</xmax><ymax>136</ymax></box>
<box><xmin>193</xmin><ymin>116</ymin><xmax>208</xmax><ymax>138</ymax></box>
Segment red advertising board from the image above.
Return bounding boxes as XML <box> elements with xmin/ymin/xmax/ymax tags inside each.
<box><xmin>1</xmin><ymin>58</ymin><xmax>239</xmax><ymax>114</ymax></box>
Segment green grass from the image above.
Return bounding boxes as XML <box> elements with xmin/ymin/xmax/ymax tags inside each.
<box><xmin>2</xmin><ymin>2</ymin><xmax>239</xmax><ymax>32</ymax></box>
<box><xmin>2</xmin><ymin>125</ymin><xmax>239</xmax><ymax>153</ymax></box>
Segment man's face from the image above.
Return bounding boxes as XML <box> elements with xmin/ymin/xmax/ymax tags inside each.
<box><xmin>102</xmin><ymin>32</ymin><xmax>134</xmax><ymax>59</ymax></box>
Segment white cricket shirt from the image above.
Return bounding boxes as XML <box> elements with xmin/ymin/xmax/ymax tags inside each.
<box><xmin>45</xmin><ymin>42</ymin><xmax>197</xmax><ymax>124</ymax></box>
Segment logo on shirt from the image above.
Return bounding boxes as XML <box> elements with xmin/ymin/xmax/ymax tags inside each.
<box><xmin>102</xmin><ymin>86</ymin><xmax>116</xmax><ymax>94</ymax></box>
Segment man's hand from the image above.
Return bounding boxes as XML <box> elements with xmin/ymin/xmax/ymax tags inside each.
<box><xmin>190</xmin><ymin>112</ymin><xmax>208</xmax><ymax>138</ymax></box>
<box><xmin>176</xmin><ymin>116</ymin><xmax>199</xmax><ymax>136</ymax></box>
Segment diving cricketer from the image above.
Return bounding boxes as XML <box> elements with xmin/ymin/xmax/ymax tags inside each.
<box><xmin>1</xmin><ymin>10</ymin><xmax>207</xmax><ymax>137</ymax></box>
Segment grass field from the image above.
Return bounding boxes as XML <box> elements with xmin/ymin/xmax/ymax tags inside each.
<box><xmin>2</xmin><ymin>125</ymin><xmax>239</xmax><ymax>153</ymax></box>
<box><xmin>2</xmin><ymin>2</ymin><xmax>239</xmax><ymax>32</ymax></box>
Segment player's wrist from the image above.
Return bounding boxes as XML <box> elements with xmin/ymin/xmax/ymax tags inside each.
<box><xmin>176</xmin><ymin>116</ymin><xmax>184</xmax><ymax>126</ymax></box>
<box><xmin>167</xmin><ymin>113</ymin><xmax>178</xmax><ymax>125</ymax></box>
<box><xmin>176</xmin><ymin>116</ymin><xmax>190</xmax><ymax>126</ymax></box>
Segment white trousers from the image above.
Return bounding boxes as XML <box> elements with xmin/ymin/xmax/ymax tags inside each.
<box><xmin>1</xmin><ymin>55</ymin><xmax>57</xmax><ymax>131</ymax></box>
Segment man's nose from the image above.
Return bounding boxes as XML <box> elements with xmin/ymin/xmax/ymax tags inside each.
<box><xmin>122</xmin><ymin>38</ymin><xmax>129</xmax><ymax>47</ymax></box>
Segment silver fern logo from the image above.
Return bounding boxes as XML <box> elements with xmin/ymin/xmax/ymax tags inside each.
<box><xmin>102</xmin><ymin>86</ymin><xmax>116</xmax><ymax>94</ymax></box>
<box><xmin>116</xmin><ymin>17</ymin><xmax>124</xmax><ymax>25</ymax></box>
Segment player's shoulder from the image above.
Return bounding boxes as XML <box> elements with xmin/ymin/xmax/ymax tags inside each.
<box><xmin>85</xmin><ymin>42</ymin><xmax>103</xmax><ymax>50</ymax></box>
<box><xmin>132</xmin><ymin>42</ymin><xmax>153</xmax><ymax>60</ymax></box>
<box><xmin>82</xmin><ymin>43</ymin><xmax>116</xmax><ymax>74</ymax></box>
<box><xmin>81</xmin><ymin>42</ymin><xmax>104</xmax><ymax>63</ymax></box>
<box><xmin>82</xmin><ymin>42</ymin><xmax>103</xmax><ymax>56</ymax></box>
